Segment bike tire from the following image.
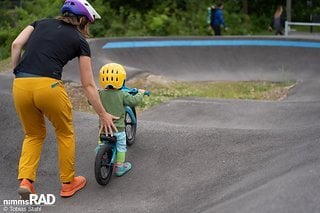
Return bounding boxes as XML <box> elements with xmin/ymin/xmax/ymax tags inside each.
<box><xmin>125</xmin><ymin>111</ymin><xmax>137</xmax><ymax>146</ymax></box>
<box><xmin>94</xmin><ymin>144</ymin><xmax>114</xmax><ymax>185</ymax></box>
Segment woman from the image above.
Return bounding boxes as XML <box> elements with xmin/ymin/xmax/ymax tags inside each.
<box><xmin>11</xmin><ymin>0</ymin><xmax>118</xmax><ymax>199</ymax></box>
<box><xmin>268</xmin><ymin>5</ymin><xmax>286</xmax><ymax>35</ymax></box>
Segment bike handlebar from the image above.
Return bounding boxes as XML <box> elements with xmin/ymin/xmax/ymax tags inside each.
<box><xmin>121</xmin><ymin>86</ymin><xmax>151</xmax><ymax>96</ymax></box>
<box><xmin>100</xmin><ymin>134</ymin><xmax>117</xmax><ymax>143</ymax></box>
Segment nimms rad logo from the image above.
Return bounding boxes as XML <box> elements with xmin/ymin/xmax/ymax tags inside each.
<box><xmin>30</xmin><ymin>194</ymin><xmax>56</xmax><ymax>205</ymax></box>
<box><xmin>2</xmin><ymin>194</ymin><xmax>56</xmax><ymax>211</ymax></box>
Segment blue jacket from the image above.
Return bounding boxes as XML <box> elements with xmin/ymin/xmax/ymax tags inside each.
<box><xmin>213</xmin><ymin>8</ymin><xmax>226</xmax><ymax>28</ymax></box>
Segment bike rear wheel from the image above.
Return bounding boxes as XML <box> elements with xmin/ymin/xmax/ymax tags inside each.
<box><xmin>125</xmin><ymin>111</ymin><xmax>137</xmax><ymax>146</ymax></box>
<box><xmin>94</xmin><ymin>144</ymin><xmax>114</xmax><ymax>185</ymax></box>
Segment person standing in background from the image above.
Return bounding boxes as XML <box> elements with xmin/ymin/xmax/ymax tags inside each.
<box><xmin>268</xmin><ymin>5</ymin><xmax>286</xmax><ymax>35</ymax></box>
<box><xmin>212</xmin><ymin>3</ymin><xmax>228</xmax><ymax>36</ymax></box>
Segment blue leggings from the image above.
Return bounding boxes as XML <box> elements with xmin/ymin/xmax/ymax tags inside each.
<box><xmin>114</xmin><ymin>132</ymin><xmax>127</xmax><ymax>163</ymax></box>
<box><xmin>113</xmin><ymin>132</ymin><xmax>127</xmax><ymax>153</ymax></box>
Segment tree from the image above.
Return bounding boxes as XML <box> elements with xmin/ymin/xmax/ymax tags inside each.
<box><xmin>242</xmin><ymin>0</ymin><xmax>248</xmax><ymax>15</ymax></box>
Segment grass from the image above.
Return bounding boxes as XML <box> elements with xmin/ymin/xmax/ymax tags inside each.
<box><xmin>291</xmin><ymin>25</ymin><xmax>320</xmax><ymax>33</ymax></box>
<box><xmin>126</xmin><ymin>75</ymin><xmax>295</xmax><ymax>111</ymax></box>
<box><xmin>65</xmin><ymin>76</ymin><xmax>294</xmax><ymax>113</ymax></box>
<box><xmin>0</xmin><ymin>58</ymin><xmax>295</xmax><ymax>113</ymax></box>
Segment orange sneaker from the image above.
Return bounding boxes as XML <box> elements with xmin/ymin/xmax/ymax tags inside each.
<box><xmin>60</xmin><ymin>176</ymin><xmax>86</xmax><ymax>197</ymax></box>
<box><xmin>18</xmin><ymin>179</ymin><xmax>36</xmax><ymax>200</ymax></box>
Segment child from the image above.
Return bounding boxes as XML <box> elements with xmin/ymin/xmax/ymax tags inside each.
<box><xmin>97</xmin><ymin>63</ymin><xmax>145</xmax><ymax>177</ymax></box>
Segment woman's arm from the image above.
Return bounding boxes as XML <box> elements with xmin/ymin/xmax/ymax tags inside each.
<box><xmin>11</xmin><ymin>25</ymin><xmax>34</xmax><ymax>68</ymax></box>
<box><xmin>79</xmin><ymin>56</ymin><xmax>119</xmax><ymax>134</ymax></box>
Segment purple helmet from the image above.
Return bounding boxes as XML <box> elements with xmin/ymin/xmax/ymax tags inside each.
<box><xmin>61</xmin><ymin>0</ymin><xmax>101</xmax><ymax>23</ymax></box>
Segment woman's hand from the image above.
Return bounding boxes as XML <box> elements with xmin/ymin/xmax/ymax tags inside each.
<box><xmin>99</xmin><ymin>112</ymin><xmax>119</xmax><ymax>135</ymax></box>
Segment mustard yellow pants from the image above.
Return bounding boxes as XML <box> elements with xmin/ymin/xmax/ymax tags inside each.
<box><xmin>13</xmin><ymin>77</ymin><xmax>75</xmax><ymax>183</ymax></box>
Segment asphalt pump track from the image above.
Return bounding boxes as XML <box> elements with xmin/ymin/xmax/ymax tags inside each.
<box><xmin>1</xmin><ymin>36</ymin><xmax>320</xmax><ymax>213</ymax></box>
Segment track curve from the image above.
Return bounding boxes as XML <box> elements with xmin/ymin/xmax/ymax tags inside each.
<box><xmin>1</xmin><ymin>36</ymin><xmax>320</xmax><ymax>213</ymax></box>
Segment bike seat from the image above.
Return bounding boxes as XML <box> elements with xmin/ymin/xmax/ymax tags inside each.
<box><xmin>100</xmin><ymin>134</ymin><xmax>117</xmax><ymax>144</ymax></box>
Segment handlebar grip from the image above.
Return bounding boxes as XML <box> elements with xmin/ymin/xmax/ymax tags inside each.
<box><xmin>131</xmin><ymin>88</ymin><xmax>138</xmax><ymax>94</ymax></box>
<box><xmin>100</xmin><ymin>134</ymin><xmax>117</xmax><ymax>143</ymax></box>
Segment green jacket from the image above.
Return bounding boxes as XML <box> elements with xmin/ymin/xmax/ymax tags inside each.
<box><xmin>99</xmin><ymin>89</ymin><xmax>144</xmax><ymax>132</ymax></box>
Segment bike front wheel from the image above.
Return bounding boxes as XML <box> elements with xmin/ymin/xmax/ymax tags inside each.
<box><xmin>94</xmin><ymin>144</ymin><xmax>114</xmax><ymax>185</ymax></box>
<box><xmin>125</xmin><ymin>111</ymin><xmax>137</xmax><ymax>146</ymax></box>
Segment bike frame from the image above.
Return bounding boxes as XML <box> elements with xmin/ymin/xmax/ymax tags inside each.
<box><xmin>100</xmin><ymin>135</ymin><xmax>117</xmax><ymax>166</ymax></box>
<box><xmin>122</xmin><ymin>86</ymin><xmax>138</xmax><ymax>126</ymax></box>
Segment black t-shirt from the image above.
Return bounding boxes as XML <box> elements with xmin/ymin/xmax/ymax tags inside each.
<box><xmin>14</xmin><ymin>18</ymin><xmax>91</xmax><ymax>80</ymax></box>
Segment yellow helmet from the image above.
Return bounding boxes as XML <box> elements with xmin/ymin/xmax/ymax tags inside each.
<box><xmin>99</xmin><ymin>63</ymin><xmax>126</xmax><ymax>89</ymax></box>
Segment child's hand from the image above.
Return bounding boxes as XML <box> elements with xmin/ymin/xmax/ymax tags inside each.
<box><xmin>138</xmin><ymin>89</ymin><xmax>146</xmax><ymax>93</ymax></box>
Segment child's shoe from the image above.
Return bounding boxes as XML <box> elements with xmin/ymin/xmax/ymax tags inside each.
<box><xmin>115</xmin><ymin>162</ymin><xmax>132</xmax><ymax>177</ymax></box>
<box><xmin>18</xmin><ymin>179</ymin><xmax>36</xmax><ymax>200</ymax></box>
<box><xmin>60</xmin><ymin>176</ymin><xmax>86</xmax><ymax>197</ymax></box>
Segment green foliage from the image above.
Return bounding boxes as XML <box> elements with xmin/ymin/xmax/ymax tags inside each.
<box><xmin>1</xmin><ymin>0</ymin><xmax>320</xmax><ymax>60</ymax></box>
<box><xmin>0</xmin><ymin>7</ymin><xmax>34</xmax><ymax>58</ymax></box>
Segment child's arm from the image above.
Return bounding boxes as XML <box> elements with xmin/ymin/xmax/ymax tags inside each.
<box><xmin>123</xmin><ymin>89</ymin><xmax>145</xmax><ymax>107</ymax></box>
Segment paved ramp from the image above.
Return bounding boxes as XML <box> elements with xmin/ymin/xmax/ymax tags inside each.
<box><xmin>1</xmin><ymin>36</ymin><xmax>320</xmax><ymax>213</ymax></box>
